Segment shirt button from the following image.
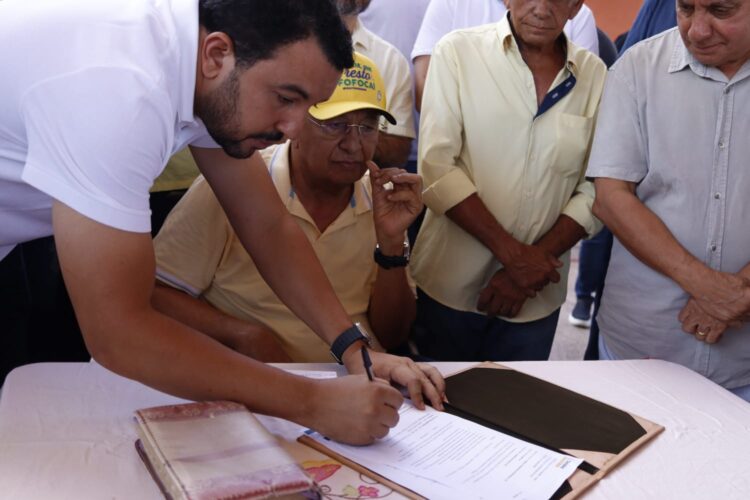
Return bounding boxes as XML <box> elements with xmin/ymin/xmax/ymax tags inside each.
<box><xmin>714</xmin><ymin>193</ymin><xmax>721</xmax><ymax>199</ymax></box>
<box><xmin>711</xmin><ymin>244</ymin><xmax>717</xmax><ymax>252</ymax></box>
<box><xmin>719</xmin><ymin>141</ymin><xmax>726</xmax><ymax>149</ymax></box>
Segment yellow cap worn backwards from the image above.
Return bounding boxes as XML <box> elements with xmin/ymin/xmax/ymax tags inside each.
<box><xmin>309</xmin><ymin>52</ymin><xmax>396</xmax><ymax>125</ymax></box>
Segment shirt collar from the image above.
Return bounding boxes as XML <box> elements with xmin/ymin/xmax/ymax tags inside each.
<box><xmin>351</xmin><ymin>17</ymin><xmax>371</xmax><ymax>52</ymax></box>
<box><xmin>666</xmin><ymin>28</ymin><xmax>750</xmax><ymax>83</ymax></box>
<box><xmin>497</xmin><ymin>13</ymin><xmax>579</xmax><ymax>76</ymax></box>
<box><xmin>170</xmin><ymin>0</ymin><xmax>201</xmax><ymax>125</ymax></box>
<box><xmin>266</xmin><ymin>142</ymin><xmax>373</xmax><ymax>219</ymax></box>
<box><xmin>668</xmin><ymin>29</ymin><xmax>709</xmax><ymax>76</ymax></box>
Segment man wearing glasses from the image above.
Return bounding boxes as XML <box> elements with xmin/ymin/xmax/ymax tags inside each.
<box><xmin>152</xmin><ymin>53</ymin><xmax>423</xmax><ymax>365</ymax></box>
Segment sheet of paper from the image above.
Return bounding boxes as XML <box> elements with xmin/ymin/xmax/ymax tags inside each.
<box><xmin>308</xmin><ymin>402</ymin><xmax>581</xmax><ymax>500</ymax></box>
<box><xmin>283</xmin><ymin>369</ymin><xmax>337</xmax><ymax>379</ymax></box>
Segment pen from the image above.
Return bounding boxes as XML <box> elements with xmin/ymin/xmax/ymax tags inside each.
<box><xmin>361</xmin><ymin>345</ymin><xmax>374</xmax><ymax>381</ymax></box>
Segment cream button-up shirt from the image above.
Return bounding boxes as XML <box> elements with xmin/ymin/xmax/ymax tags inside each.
<box><xmin>411</xmin><ymin>16</ymin><xmax>606</xmax><ymax>322</ymax></box>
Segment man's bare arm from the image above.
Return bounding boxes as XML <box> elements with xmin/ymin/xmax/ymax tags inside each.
<box><xmin>373</xmin><ymin>132</ymin><xmax>412</xmax><ymax>168</ymax></box>
<box><xmin>366</xmin><ymin>165</ymin><xmax>421</xmax><ymax>349</ymax></box>
<box><xmin>534</xmin><ymin>214</ymin><xmax>588</xmax><ymax>258</ymax></box>
<box><xmin>446</xmin><ymin>193</ymin><xmax>562</xmax><ymax>295</ymax></box>
<box><xmin>52</xmin><ymin>201</ymin><xmax>403</xmax><ymax>444</ymax></box>
<box><xmin>151</xmin><ymin>283</ymin><xmax>291</xmax><ymax>362</ymax></box>
<box><xmin>594</xmin><ymin>178</ymin><xmax>750</xmax><ymax>322</ymax></box>
<box><xmin>476</xmin><ymin>215</ymin><xmax>584</xmax><ymax>318</ymax></box>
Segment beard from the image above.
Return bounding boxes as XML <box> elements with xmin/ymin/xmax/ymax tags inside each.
<box><xmin>197</xmin><ymin>69</ymin><xmax>283</xmax><ymax>159</ymax></box>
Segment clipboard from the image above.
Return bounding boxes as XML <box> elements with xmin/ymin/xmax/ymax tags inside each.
<box><xmin>299</xmin><ymin>362</ymin><xmax>663</xmax><ymax>499</ymax></box>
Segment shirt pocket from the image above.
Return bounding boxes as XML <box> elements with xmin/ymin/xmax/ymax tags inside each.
<box><xmin>552</xmin><ymin>113</ymin><xmax>593</xmax><ymax>178</ymax></box>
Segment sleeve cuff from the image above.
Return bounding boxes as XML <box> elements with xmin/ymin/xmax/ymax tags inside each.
<box><xmin>422</xmin><ymin>168</ymin><xmax>477</xmax><ymax>215</ymax></box>
<box><xmin>561</xmin><ymin>192</ymin><xmax>601</xmax><ymax>238</ymax></box>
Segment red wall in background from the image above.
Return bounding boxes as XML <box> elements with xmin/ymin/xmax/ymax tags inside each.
<box><xmin>587</xmin><ymin>0</ymin><xmax>644</xmax><ymax>40</ymax></box>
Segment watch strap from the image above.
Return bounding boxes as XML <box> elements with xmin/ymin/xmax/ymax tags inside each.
<box><xmin>374</xmin><ymin>242</ymin><xmax>410</xmax><ymax>269</ymax></box>
<box><xmin>330</xmin><ymin>323</ymin><xmax>369</xmax><ymax>364</ymax></box>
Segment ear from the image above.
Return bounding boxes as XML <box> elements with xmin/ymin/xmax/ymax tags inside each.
<box><xmin>197</xmin><ymin>28</ymin><xmax>236</xmax><ymax>80</ymax></box>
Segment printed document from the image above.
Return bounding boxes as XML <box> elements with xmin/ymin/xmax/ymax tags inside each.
<box><xmin>308</xmin><ymin>402</ymin><xmax>581</xmax><ymax>499</ymax></box>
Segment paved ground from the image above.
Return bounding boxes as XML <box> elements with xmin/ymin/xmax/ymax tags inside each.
<box><xmin>549</xmin><ymin>244</ymin><xmax>591</xmax><ymax>361</ymax></box>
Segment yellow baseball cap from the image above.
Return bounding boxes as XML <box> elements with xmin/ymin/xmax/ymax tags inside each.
<box><xmin>309</xmin><ymin>52</ymin><xmax>397</xmax><ymax>125</ymax></box>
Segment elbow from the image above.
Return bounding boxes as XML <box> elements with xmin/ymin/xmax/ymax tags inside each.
<box><xmin>77</xmin><ymin>312</ymin><xmax>143</xmax><ymax>376</ymax></box>
<box><xmin>81</xmin><ymin>325</ymin><xmax>121</xmax><ymax>372</ymax></box>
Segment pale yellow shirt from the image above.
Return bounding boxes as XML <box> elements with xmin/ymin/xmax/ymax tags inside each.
<box><xmin>154</xmin><ymin>142</ymin><xmax>384</xmax><ymax>361</ymax></box>
<box><xmin>411</xmin><ymin>17</ymin><xmax>606</xmax><ymax>322</ymax></box>
<box><xmin>352</xmin><ymin>19</ymin><xmax>416</xmax><ymax>139</ymax></box>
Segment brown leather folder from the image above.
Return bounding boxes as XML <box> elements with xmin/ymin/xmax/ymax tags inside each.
<box><xmin>443</xmin><ymin>362</ymin><xmax>663</xmax><ymax>499</ymax></box>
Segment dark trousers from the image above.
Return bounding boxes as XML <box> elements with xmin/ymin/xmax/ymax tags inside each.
<box><xmin>574</xmin><ymin>228</ymin><xmax>610</xmax><ymax>299</ymax></box>
<box><xmin>0</xmin><ymin>237</ymin><xmax>88</xmax><ymax>385</ymax></box>
<box><xmin>583</xmin><ymin>228</ymin><xmax>614</xmax><ymax>361</ymax></box>
<box><xmin>414</xmin><ymin>290</ymin><xmax>560</xmax><ymax>362</ymax></box>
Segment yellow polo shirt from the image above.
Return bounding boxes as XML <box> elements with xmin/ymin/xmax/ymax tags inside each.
<box><xmin>153</xmin><ymin>142</ymin><xmax>384</xmax><ymax>361</ymax></box>
<box><xmin>411</xmin><ymin>17</ymin><xmax>606</xmax><ymax>322</ymax></box>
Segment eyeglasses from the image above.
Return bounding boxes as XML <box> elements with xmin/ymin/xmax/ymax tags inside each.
<box><xmin>307</xmin><ymin>116</ymin><xmax>379</xmax><ymax>140</ymax></box>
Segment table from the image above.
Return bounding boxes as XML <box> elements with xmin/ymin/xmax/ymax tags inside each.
<box><xmin>1</xmin><ymin>360</ymin><xmax>749</xmax><ymax>499</ymax></box>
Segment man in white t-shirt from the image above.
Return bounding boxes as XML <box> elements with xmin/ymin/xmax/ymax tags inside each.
<box><xmin>336</xmin><ymin>0</ymin><xmax>417</xmax><ymax>168</ymax></box>
<box><xmin>0</xmin><ymin>0</ymin><xmax>444</xmax><ymax>445</ymax></box>
<box><xmin>411</xmin><ymin>0</ymin><xmax>600</xmax><ymax>108</ymax></box>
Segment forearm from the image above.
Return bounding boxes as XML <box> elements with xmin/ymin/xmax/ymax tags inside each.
<box><xmin>446</xmin><ymin>193</ymin><xmax>522</xmax><ymax>265</ymax></box>
<box><xmin>52</xmin><ymin>202</ymin><xmax>319</xmax><ymax>427</ymax></box>
<box><xmin>535</xmin><ymin>214</ymin><xmax>587</xmax><ymax>258</ymax></box>
<box><xmin>593</xmin><ymin>179</ymin><xmax>710</xmax><ymax>294</ymax></box>
<box><xmin>151</xmin><ymin>282</ymin><xmax>260</xmax><ymax>350</ymax></box>
<box><xmin>98</xmin><ymin>308</ymin><xmax>316</xmax><ymax>422</ymax></box>
<box><xmin>368</xmin><ymin>265</ymin><xmax>416</xmax><ymax>350</ymax></box>
<box><xmin>373</xmin><ymin>132</ymin><xmax>412</xmax><ymax>168</ymax></box>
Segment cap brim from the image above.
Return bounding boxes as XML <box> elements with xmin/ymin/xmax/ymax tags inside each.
<box><xmin>309</xmin><ymin>101</ymin><xmax>397</xmax><ymax>125</ymax></box>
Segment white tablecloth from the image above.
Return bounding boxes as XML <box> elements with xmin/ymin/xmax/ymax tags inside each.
<box><xmin>1</xmin><ymin>360</ymin><xmax>749</xmax><ymax>499</ymax></box>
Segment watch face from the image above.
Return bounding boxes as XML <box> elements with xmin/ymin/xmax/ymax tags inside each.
<box><xmin>354</xmin><ymin>322</ymin><xmax>371</xmax><ymax>343</ymax></box>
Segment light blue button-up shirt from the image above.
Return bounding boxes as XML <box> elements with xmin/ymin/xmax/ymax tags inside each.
<box><xmin>587</xmin><ymin>28</ymin><xmax>750</xmax><ymax>389</ymax></box>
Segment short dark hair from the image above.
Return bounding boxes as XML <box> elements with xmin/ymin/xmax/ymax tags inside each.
<box><xmin>199</xmin><ymin>0</ymin><xmax>353</xmax><ymax>71</ymax></box>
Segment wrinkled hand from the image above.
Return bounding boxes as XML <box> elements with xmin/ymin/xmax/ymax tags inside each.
<box><xmin>230</xmin><ymin>324</ymin><xmax>292</xmax><ymax>362</ymax></box>
<box><xmin>678</xmin><ymin>297</ymin><xmax>739</xmax><ymax>345</ymax></box>
<box><xmin>368</xmin><ymin>161</ymin><xmax>423</xmax><ymax>249</ymax></box>
<box><xmin>690</xmin><ymin>271</ymin><xmax>750</xmax><ymax>324</ymax></box>
<box><xmin>344</xmin><ymin>348</ymin><xmax>446</xmax><ymax>411</ymax></box>
<box><xmin>504</xmin><ymin>244</ymin><xmax>563</xmax><ymax>295</ymax></box>
<box><xmin>477</xmin><ymin>268</ymin><xmax>527</xmax><ymax>318</ymax></box>
<box><xmin>308</xmin><ymin>375</ymin><xmax>403</xmax><ymax>445</ymax></box>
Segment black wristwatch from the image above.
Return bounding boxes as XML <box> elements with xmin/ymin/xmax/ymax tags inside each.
<box><xmin>373</xmin><ymin>241</ymin><xmax>410</xmax><ymax>269</ymax></box>
<box><xmin>330</xmin><ymin>323</ymin><xmax>371</xmax><ymax>364</ymax></box>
